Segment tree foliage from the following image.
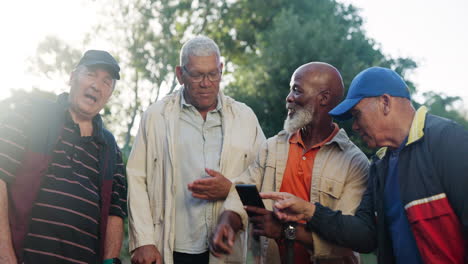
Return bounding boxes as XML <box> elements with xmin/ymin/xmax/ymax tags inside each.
<box><xmin>26</xmin><ymin>0</ymin><xmax>467</xmax><ymax>158</ymax></box>
<box><xmin>204</xmin><ymin>0</ymin><xmax>419</xmax><ymax>155</ymax></box>
<box><xmin>421</xmin><ymin>92</ymin><xmax>468</xmax><ymax>129</ymax></box>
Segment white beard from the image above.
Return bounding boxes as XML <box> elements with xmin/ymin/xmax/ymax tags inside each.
<box><xmin>283</xmin><ymin>104</ymin><xmax>314</xmax><ymax>134</ymax></box>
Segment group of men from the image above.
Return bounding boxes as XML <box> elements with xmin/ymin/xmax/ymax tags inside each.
<box><xmin>0</xmin><ymin>35</ymin><xmax>466</xmax><ymax>264</ymax></box>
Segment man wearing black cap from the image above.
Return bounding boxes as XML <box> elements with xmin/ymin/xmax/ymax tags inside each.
<box><xmin>261</xmin><ymin>67</ymin><xmax>468</xmax><ymax>264</ymax></box>
<box><xmin>0</xmin><ymin>50</ymin><xmax>127</xmax><ymax>264</ymax></box>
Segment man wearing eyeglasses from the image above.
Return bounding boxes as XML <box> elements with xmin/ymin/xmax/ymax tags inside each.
<box><xmin>127</xmin><ymin>36</ymin><xmax>266</xmax><ymax>264</ymax></box>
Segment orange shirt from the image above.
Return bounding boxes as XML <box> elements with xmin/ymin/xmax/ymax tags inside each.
<box><xmin>278</xmin><ymin>124</ymin><xmax>339</xmax><ymax>264</ymax></box>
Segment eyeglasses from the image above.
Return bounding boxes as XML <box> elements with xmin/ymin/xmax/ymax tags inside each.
<box><xmin>182</xmin><ymin>65</ymin><xmax>222</xmax><ymax>83</ymax></box>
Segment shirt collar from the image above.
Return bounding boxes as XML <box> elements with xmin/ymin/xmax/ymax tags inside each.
<box><xmin>180</xmin><ymin>86</ymin><xmax>223</xmax><ymax>112</ymax></box>
<box><xmin>59</xmin><ymin>93</ymin><xmax>106</xmax><ymax>144</ymax></box>
<box><xmin>289</xmin><ymin>123</ymin><xmax>340</xmax><ymax>150</ymax></box>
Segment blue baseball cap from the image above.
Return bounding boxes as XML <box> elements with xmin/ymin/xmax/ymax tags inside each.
<box><xmin>329</xmin><ymin>67</ymin><xmax>410</xmax><ymax>120</ymax></box>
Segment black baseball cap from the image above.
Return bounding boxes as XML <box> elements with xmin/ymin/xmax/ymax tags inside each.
<box><xmin>76</xmin><ymin>50</ymin><xmax>120</xmax><ymax>80</ymax></box>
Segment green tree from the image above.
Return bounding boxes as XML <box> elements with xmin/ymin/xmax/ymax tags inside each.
<box><xmin>420</xmin><ymin>91</ymin><xmax>468</xmax><ymax>129</ymax></box>
<box><xmin>204</xmin><ymin>0</ymin><xmax>418</xmax><ymax>156</ymax></box>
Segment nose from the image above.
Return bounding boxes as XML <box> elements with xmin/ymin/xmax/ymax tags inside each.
<box><xmin>286</xmin><ymin>91</ymin><xmax>294</xmax><ymax>103</ymax></box>
<box><xmin>90</xmin><ymin>81</ymin><xmax>99</xmax><ymax>92</ymax></box>
<box><xmin>199</xmin><ymin>75</ymin><xmax>210</xmax><ymax>88</ymax></box>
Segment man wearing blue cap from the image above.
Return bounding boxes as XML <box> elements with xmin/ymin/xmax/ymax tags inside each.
<box><xmin>261</xmin><ymin>67</ymin><xmax>468</xmax><ymax>264</ymax></box>
<box><xmin>0</xmin><ymin>50</ymin><xmax>127</xmax><ymax>264</ymax></box>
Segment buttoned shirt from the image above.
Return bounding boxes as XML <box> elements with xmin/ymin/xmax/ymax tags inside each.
<box><xmin>174</xmin><ymin>92</ymin><xmax>223</xmax><ymax>253</ymax></box>
<box><xmin>278</xmin><ymin>124</ymin><xmax>339</xmax><ymax>264</ymax></box>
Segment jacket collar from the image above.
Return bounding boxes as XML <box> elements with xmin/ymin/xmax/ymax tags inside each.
<box><xmin>376</xmin><ymin>106</ymin><xmax>428</xmax><ymax>159</ymax></box>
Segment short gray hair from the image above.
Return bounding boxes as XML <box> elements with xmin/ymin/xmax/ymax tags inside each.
<box><xmin>180</xmin><ymin>36</ymin><xmax>221</xmax><ymax>66</ymax></box>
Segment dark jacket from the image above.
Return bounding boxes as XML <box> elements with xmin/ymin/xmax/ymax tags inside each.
<box><xmin>6</xmin><ymin>93</ymin><xmax>119</xmax><ymax>262</ymax></box>
<box><xmin>308</xmin><ymin>107</ymin><xmax>468</xmax><ymax>264</ymax></box>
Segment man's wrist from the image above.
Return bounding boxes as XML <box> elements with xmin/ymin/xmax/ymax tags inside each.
<box><xmin>220</xmin><ymin>211</ymin><xmax>242</xmax><ymax>232</ymax></box>
<box><xmin>304</xmin><ymin>202</ymin><xmax>316</xmax><ymax>220</ymax></box>
<box><xmin>304</xmin><ymin>203</ymin><xmax>318</xmax><ymax>232</ymax></box>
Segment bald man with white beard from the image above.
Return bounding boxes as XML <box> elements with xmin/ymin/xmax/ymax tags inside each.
<box><xmin>209</xmin><ymin>62</ymin><xmax>369</xmax><ymax>264</ymax></box>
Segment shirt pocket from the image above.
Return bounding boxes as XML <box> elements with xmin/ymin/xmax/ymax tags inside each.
<box><xmin>318</xmin><ymin>177</ymin><xmax>345</xmax><ymax>205</ymax></box>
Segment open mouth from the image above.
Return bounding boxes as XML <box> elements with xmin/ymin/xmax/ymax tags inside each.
<box><xmin>287</xmin><ymin>108</ymin><xmax>296</xmax><ymax>116</ymax></box>
<box><xmin>84</xmin><ymin>94</ymin><xmax>97</xmax><ymax>103</ymax></box>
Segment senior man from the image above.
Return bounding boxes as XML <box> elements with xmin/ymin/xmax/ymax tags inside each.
<box><xmin>127</xmin><ymin>36</ymin><xmax>265</xmax><ymax>264</ymax></box>
<box><xmin>263</xmin><ymin>67</ymin><xmax>468</xmax><ymax>264</ymax></box>
<box><xmin>0</xmin><ymin>50</ymin><xmax>127</xmax><ymax>264</ymax></box>
<box><xmin>210</xmin><ymin>62</ymin><xmax>369</xmax><ymax>264</ymax></box>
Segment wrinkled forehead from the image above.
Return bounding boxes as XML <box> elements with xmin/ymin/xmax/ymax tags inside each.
<box><xmin>186</xmin><ymin>54</ymin><xmax>222</xmax><ymax>71</ymax></box>
<box><xmin>83</xmin><ymin>65</ymin><xmax>116</xmax><ymax>80</ymax></box>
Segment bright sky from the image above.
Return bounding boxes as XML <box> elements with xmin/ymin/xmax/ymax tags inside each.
<box><xmin>341</xmin><ymin>0</ymin><xmax>468</xmax><ymax>113</ymax></box>
<box><xmin>1</xmin><ymin>0</ymin><xmax>467</xmax><ymax>114</ymax></box>
<box><xmin>0</xmin><ymin>0</ymin><xmax>102</xmax><ymax>98</ymax></box>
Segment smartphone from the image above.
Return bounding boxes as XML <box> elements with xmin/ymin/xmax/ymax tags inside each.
<box><xmin>235</xmin><ymin>184</ymin><xmax>265</xmax><ymax>217</ymax></box>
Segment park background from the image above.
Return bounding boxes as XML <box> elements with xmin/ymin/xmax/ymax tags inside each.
<box><xmin>1</xmin><ymin>0</ymin><xmax>467</xmax><ymax>263</ymax></box>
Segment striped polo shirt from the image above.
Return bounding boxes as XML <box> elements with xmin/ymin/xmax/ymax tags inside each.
<box><xmin>0</xmin><ymin>105</ymin><xmax>127</xmax><ymax>264</ymax></box>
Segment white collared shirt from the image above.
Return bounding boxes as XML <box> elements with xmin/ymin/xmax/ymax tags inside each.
<box><xmin>174</xmin><ymin>92</ymin><xmax>223</xmax><ymax>253</ymax></box>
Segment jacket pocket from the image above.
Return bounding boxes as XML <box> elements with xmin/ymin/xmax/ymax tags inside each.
<box><xmin>148</xmin><ymin>157</ymin><xmax>164</xmax><ymax>224</ymax></box>
<box><xmin>406</xmin><ymin>194</ymin><xmax>466</xmax><ymax>264</ymax></box>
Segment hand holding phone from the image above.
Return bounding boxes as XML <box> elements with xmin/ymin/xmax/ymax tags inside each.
<box><xmin>235</xmin><ymin>184</ymin><xmax>265</xmax><ymax>217</ymax></box>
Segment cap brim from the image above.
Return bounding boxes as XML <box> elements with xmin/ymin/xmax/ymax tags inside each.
<box><xmin>329</xmin><ymin>98</ymin><xmax>362</xmax><ymax>121</ymax></box>
<box><xmin>82</xmin><ymin>61</ymin><xmax>120</xmax><ymax>80</ymax></box>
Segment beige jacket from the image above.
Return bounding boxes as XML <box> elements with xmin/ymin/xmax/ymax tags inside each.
<box><xmin>223</xmin><ymin>129</ymin><xmax>369</xmax><ymax>264</ymax></box>
<box><xmin>127</xmin><ymin>89</ymin><xmax>265</xmax><ymax>264</ymax></box>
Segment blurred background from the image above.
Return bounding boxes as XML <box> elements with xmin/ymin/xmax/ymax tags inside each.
<box><xmin>1</xmin><ymin>0</ymin><xmax>467</xmax><ymax>262</ymax></box>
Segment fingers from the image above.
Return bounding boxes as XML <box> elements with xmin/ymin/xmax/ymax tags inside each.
<box><xmin>189</xmin><ymin>179</ymin><xmax>212</xmax><ymax>188</ymax></box>
<box><xmin>276</xmin><ymin>212</ymin><xmax>302</xmax><ymax>222</ymax></box>
<box><xmin>191</xmin><ymin>193</ymin><xmax>210</xmax><ymax>200</ymax></box>
<box><xmin>259</xmin><ymin>191</ymin><xmax>286</xmax><ymax>200</ymax></box>
<box><xmin>227</xmin><ymin>226</ymin><xmax>235</xmax><ymax>247</ymax></box>
<box><xmin>273</xmin><ymin>199</ymin><xmax>295</xmax><ymax>210</ymax></box>
<box><xmin>244</xmin><ymin>206</ymin><xmax>269</xmax><ymax>215</ymax></box>
<box><xmin>210</xmin><ymin>227</ymin><xmax>234</xmax><ymax>257</ymax></box>
<box><xmin>205</xmin><ymin>168</ymin><xmax>222</xmax><ymax>177</ymax></box>
<box><xmin>274</xmin><ymin>210</ymin><xmax>289</xmax><ymax>221</ymax></box>
<box><xmin>154</xmin><ymin>253</ymin><xmax>163</xmax><ymax>264</ymax></box>
<box><xmin>188</xmin><ymin>181</ymin><xmax>211</xmax><ymax>193</ymax></box>
<box><xmin>131</xmin><ymin>245</ymin><xmax>160</xmax><ymax>264</ymax></box>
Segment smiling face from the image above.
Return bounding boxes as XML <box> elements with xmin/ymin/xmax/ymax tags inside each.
<box><xmin>283</xmin><ymin>68</ymin><xmax>326</xmax><ymax>132</ymax></box>
<box><xmin>176</xmin><ymin>54</ymin><xmax>223</xmax><ymax>113</ymax></box>
<box><xmin>68</xmin><ymin>65</ymin><xmax>115</xmax><ymax>121</ymax></box>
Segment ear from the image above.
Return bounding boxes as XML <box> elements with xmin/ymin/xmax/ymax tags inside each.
<box><xmin>219</xmin><ymin>62</ymin><xmax>224</xmax><ymax>73</ymax></box>
<box><xmin>319</xmin><ymin>90</ymin><xmax>331</xmax><ymax>106</ymax></box>
<box><xmin>175</xmin><ymin>66</ymin><xmax>184</xmax><ymax>85</ymax></box>
<box><xmin>380</xmin><ymin>94</ymin><xmax>391</xmax><ymax>116</ymax></box>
